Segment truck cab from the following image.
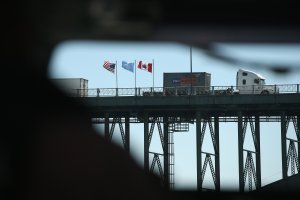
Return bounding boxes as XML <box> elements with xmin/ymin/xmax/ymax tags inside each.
<box><xmin>236</xmin><ymin>69</ymin><xmax>278</xmax><ymax>94</ymax></box>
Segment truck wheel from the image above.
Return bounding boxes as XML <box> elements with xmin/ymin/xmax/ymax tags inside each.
<box><xmin>261</xmin><ymin>90</ymin><xmax>269</xmax><ymax>94</ymax></box>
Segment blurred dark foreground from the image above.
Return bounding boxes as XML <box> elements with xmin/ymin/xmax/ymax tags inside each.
<box><xmin>2</xmin><ymin>0</ymin><xmax>300</xmax><ymax>199</ymax></box>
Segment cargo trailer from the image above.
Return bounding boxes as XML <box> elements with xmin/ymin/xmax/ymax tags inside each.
<box><xmin>51</xmin><ymin>78</ymin><xmax>88</xmax><ymax>97</ymax></box>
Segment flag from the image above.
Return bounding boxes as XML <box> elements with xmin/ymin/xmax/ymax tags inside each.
<box><xmin>137</xmin><ymin>61</ymin><xmax>152</xmax><ymax>73</ymax></box>
<box><xmin>103</xmin><ymin>60</ymin><xmax>115</xmax><ymax>73</ymax></box>
<box><xmin>121</xmin><ymin>61</ymin><xmax>134</xmax><ymax>73</ymax></box>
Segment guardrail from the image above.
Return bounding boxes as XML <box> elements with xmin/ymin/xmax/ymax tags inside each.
<box><xmin>70</xmin><ymin>84</ymin><xmax>300</xmax><ymax>97</ymax></box>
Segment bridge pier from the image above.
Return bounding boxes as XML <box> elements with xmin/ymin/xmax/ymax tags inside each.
<box><xmin>238</xmin><ymin>112</ymin><xmax>244</xmax><ymax>191</ymax></box>
<box><xmin>281</xmin><ymin>113</ymin><xmax>300</xmax><ymax>178</ymax></box>
<box><xmin>281</xmin><ymin>112</ymin><xmax>288</xmax><ymax>179</ymax></box>
<box><xmin>125</xmin><ymin>115</ymin><xmax>130</xmax><ymax>154</ymax></box>
<box><xmin>144</xmin><ymin>113</ymin><xmax>149</xmax><ymax>172</ymax></box>
<box><xmin>99</xmin><ymin>112</ymin><xmax>299</xmax><ymax>192</ymax></box>
<box><xmin>215</xmin><ymin>116</ymin><xmax>220</xmax><ymax>191</ymax></box>
<box><xmin>144</xmin><ymin>116</ymin><xmax>171</xmax><ymax>188</ymax></box>
<box><xmin>105</xmin><ymin>113</ymin><xmax>109</xmax><ymax>141</ymax></box>
<box><xmin>238</xmin><ymin>113</ymin><xmax>261</xmax><ymax>192</ymax></box>
<box><xmin>196</xmin><ymin>112</ymin><xmax>202</xmax><ymax>190</ymax></box>
<box><xmin>143</xmin><ymin>114</ymin><xmax>174</xmax><ymax>189</ymax></box>
<box><xmin>255</xmin><ymin>116</ymin><xmax>261</xmax><ymax>189</ymax></box>
<box><xmin>163</xmin><ymin>117</ymin><xmax>170</xmax><ymax>189</ymax></box>
<box><xmin>196</xmin><ymin>112</ymin><xmax>220</xmax><ymax>191</ymax></box>
<box><xmin>298</xmin><ymin>115</ymin><xmax>300</xmax><ymax>172</ymax></box>
<box><xmin>104</xmin><ymin>114</ymin><xmax>130</xmax><ymax>154</ymax></box>
<box><xmin>88</xmin><ymin>92</ymin><xmax>300</xmax><ymax>191</ymax></box>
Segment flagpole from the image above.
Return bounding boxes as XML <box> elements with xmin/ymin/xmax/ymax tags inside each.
<box><xmin>135</xmin><ymin>60</ymin><xmax>137</xmax><ymax>89</ymax></box>
<box><xmin>116</xmin><ymin>60</ymin><xmax>118</xmax><ymax>89</ymax></box>
<box><xmin>190</xmin><ymin>46</ymin><xmax>192</xmax><ymax>95</ymax></box>
<box><xmin>152</xmin><ymin>59</ymin><xmax>154</xmax><ymax>88</ymax></box>
<box><xmin>190</xmin><ymin>46</ymin><xmax>192</xmax><ymax>74</ymax></box>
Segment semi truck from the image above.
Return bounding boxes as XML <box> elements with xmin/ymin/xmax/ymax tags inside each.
<box><xmin>162</xmin><ymin>69</ymin><xmax>278</xmax><ymax>96</ymax></box>
<box><xmin>51</xmin><ymin>78</ymin><xmax>89</xmax><ymax>97</ymax></box>
<box><xmin>235</xmin><ymin>69</ymin><xmax>278</xmax><ymax>94</ymax></box>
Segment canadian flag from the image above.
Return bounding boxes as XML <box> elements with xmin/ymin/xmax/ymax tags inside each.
<box><xmin>137</xmin><ymin>61</ymin><xmax>152</xmax><ymax>73</ymax></box>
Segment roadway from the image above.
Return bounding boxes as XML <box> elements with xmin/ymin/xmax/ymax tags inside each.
<box><xmin>76</xmin><ymin>93</ymin><xmax>300</xmax><ymax>118</ymax></box>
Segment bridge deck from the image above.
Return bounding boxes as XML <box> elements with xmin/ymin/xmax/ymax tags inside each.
<box><xmin>77</xmin><ymin>93</ymin><xmax>300</xmax><ymax>118</ymax></box>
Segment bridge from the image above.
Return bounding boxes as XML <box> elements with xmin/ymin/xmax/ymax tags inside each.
<box><xmin>72</xmin><ymin>84</ymin><xmax>300</xmax><ymax>192</ymax></box>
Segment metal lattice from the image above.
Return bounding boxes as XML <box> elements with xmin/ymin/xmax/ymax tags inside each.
<box><xmin>285</xmin><ymin>116</ymin><xmax>300</xmax><ymax>176</ymax></box>
<box><xmin>173</xmin><ymin>122</ymin><xmax>189</xmax><ymax>132</ymax></box>
<box><xmin>148</xmin><ymin>117</ymin><xmax>165</xmax><ymax>151</ymax></box>
<box><xmin>148</xmin><ymin>117</ymin><xmax>175</xmax><ymax>189</ymax></box>
<box><xmin>292</xmin><ymin>117</ymin><xmax>300</xmax><ymax>139</ymax></box>
<box><xmin>287</xmin><ymin>141</ymin><xmax>299</xmax><ymax>175</ymax></box>
<box><xmin>92</xmin><ymin>116</ymin><xmax>289</xmax><ymax>124</ymax></box>
<box><xmin>200</xmin><ymin>119</ymin><xmax>215</xmax><ymax>148</ymax></box>
<box><xmin>199</xmin><ymin>117</ymin><xmax>218</xmax><ymax>190</ymax></box>
<box><xmin>208</xmin><ymin>120</ymin><xmax>217</xmax><ymax>152</ymax></box>
<box><xmin>150</xmin><ymin>153</ymin><xmax>164</xmax><ymax>181</ymax></box>
<box><xmin>109</xmin><ymin>118</ymin><xmax>126</xmax><ymax>147</ymax></box>
<box><xmin>168</xmin><ymin>129</ymin><xmax>175</xmax><ymax>189</ymax></box>
<box><xmin>242</xmin><ymin>119</ymin><xmax>248</xmax><ymax>143</ymax></box>
<box><xmin>201</xmin><ymin>154</ymin><xmax>216</xmax><ymax>187</ymax></box>
<box><xmin>241</xmin><ymin>116</ymin><xmax>260</xmax><ymax>191</ymax></box>
<box><xmin>243</xmin><ymin>152</ymin><xmax>257</xmax><ymax>191</ymax></box>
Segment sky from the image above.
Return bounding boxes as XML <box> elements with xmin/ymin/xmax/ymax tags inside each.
<box><xmin>48</xmin><ymin>40</ymin><xmax>300</xmax><ymax>191</ymax></box>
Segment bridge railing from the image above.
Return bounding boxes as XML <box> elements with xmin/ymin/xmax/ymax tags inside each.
<box><xmin>275</xmin><ymin>84</ymin><xmax>300</xmax><ymax>93</ymax></box>
<box><xmin>70</xmin><ymin>84</ymin><xmax>300</xmax><ymax>97</ymax></box>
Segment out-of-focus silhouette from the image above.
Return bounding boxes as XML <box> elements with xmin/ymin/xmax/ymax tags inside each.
<box><xmin>3</xmin><ymin>0</ymin><xmax>168</xmax><ymax>199</ymax></box>
<box><xmin>2</xmin><ymin>0</ymin><xmax>300</xmax><ymax>199</ymax></box>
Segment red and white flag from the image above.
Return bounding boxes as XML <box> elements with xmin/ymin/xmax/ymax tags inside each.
<box><xmin>137</xmin><ymin>61</ymin><xmax>152</xmax><ymax>73</ymax></box>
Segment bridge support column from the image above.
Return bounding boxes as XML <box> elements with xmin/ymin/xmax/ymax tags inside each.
<box><xmin>238</xmin><ymin>112</ymin><xmax>244</xmax><ymax>192</ymax></box>
<box><xmin>196</xmin><ymin>113</ymin><xmax>220</xmax><ymax>191</ymax></box>
<box><xmin>255</xmin><ymin>116</ymin><xmax>261</xmax><ymax>189</ymax></box>
<box><xmin>105</xmin><ymin>117</ymin><xmax>129</xmax><ymax>152</ymax></box>
<box><xmin>215</xmin><ymin>116</ymin><xmax>220</xmax><ymax>191</ymax></box>
<box><xmin>196</xmin><ymin>112</ymin><xmax>202</xmax><ymax>190</ymax></box>
<box><xmin>147</xmin><ymin>117</ymin><xmax>169</xmax><ymax>188</ymax></box>
<box><xmin>282</xmin><ymin>114</ymin><xmax>300</xmax><ymax>177</ymax></box>
<box><xmin>290</xmin><ymin>115</ymin><xmax>300</xmax><ymax>176</ymax></box>
<box><xmin>238</xmin><ymin>113</ymin><xmax>261</xmax><ymax>191</ymax></box>
<box><xmin>125</xmin><ymin>115</ymin><xmax>130</xmax><ymax>154</ymax></box>
<box><xmin>144</xmin><ymin>113</ymin><xmax>149</xmax><ymax>172</ymax></box>
<box><xmin>295</xmin><ymin>115</ymin><xmax>300</xmax><ymax>168</ymax></box>
<box><xmin>281</xmin><ymin>112</ymin><xmax>288</xmax><ymax>179</ymax></box>
<box><xmin>163</xmin><ymin>117</ymin><xmax>170</xmax><ymax>189</ymax></box>
<box><xmin>105</xmin><ymin>113</ymin><xmax>109</xmax><ymax>141</ymax></box>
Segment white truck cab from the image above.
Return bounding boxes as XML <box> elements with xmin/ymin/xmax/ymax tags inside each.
<box><xmin>236</xmin><ymin>69</ymin><xmax>278</xmax><ymax>94</ymax></box>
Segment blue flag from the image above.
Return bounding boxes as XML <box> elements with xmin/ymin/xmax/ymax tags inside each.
<box><xmin>121</xmin><ymin>61</ymin><xmax>134</xmax><ymax>73</ymax></box>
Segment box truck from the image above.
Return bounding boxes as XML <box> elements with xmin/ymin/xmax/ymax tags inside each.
<box><xmin>161</xmin><ymin>69</ymin><xmax>278</xmax><ymax>96</ymax></box>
